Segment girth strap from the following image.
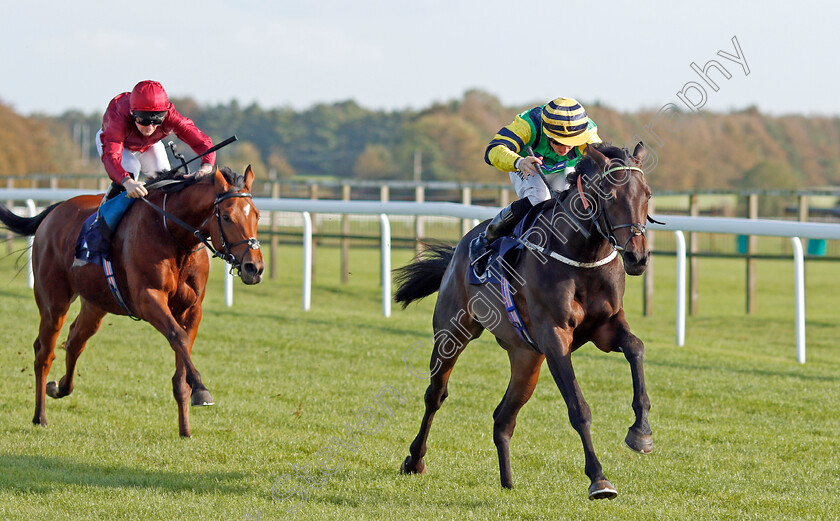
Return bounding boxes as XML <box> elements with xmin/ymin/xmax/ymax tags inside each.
<box><xmin>103</xmin><ymin>259</ymin><xmax>141</xmax><ymax>321</ymax></box>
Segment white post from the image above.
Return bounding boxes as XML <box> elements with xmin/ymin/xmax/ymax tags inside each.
<box><xmin>26</xmin><ymin>199</ymin><xmax>36</xmax><ymax>289</ymax></box>
<box><xmin>674</xmin><ymin>230</ymin><xmax>686</xmax><ymax>347</ymax></box>
<box><xmin>791</xmin><ymin>237</ymin><xmax>805</xmax><ymax>363</ymax></box>
<box><xmin>380</xmin><ymin>213</ymin><xmax>391</xmax><ymax>318</ymax></box>
<box><xmin>225</xmin><ymin>264</ymin><xmax>233</xmax><ymax>307</ymax></box>
<box><xmin>302</xmin><ymin>211</ymin><xmax>312</xmax><ymax>311</ymax></box>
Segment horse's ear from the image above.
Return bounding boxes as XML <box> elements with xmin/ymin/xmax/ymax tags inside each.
<box><xmin>244</xmin><ymin>164</ymin><xmax>255</xmax><ymax>192</ymax></box>
<box><xmin>586</xmin><ymin>144</ymin><xmax>609</xmax><ymax>171</ymax></box>
<box><xmin>214</xmin><ymin>167</ymin><xmax>231</xmax><ymax>193</ymax></box>
<box><xmin>632</xmin><ymin>141</ymin><xmax>647</xmax><ymax>165</ymax></box>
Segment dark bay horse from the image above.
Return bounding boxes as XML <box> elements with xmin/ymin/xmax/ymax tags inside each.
<box><xmin>0</xmin><ymin>167</ymin><xmax>264</xmax><ymax>437</ymax></box>
<box><xmin>394</xmin><ymin>143</ymin><xmax>652</xmax><ymax>499</ymax></box>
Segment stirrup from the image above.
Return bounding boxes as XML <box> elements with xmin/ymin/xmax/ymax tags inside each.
<box><xmin>469</xmin><ymin>235</ymin><xmax>490</xmax><ymax>264</ymax></box>
<box><xmin>469</xmin><ymin>235</ymin><xmax>493</xmax><ymax>278</ymax></box>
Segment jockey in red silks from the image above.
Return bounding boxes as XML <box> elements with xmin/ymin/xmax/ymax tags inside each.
<box><xmin>96</xmin><ymin>80</ymin><xmax>216</xmax><ymax>200</ymax></box>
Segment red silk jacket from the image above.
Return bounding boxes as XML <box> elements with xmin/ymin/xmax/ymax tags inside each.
<box><xmin>100</xmin><ymin>92</ymin><xmax>215</xmax><ymax>183</ymax></box>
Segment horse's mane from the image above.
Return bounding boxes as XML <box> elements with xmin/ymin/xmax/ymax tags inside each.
<box><xmin>570</xmin><ymin>142</ymin><xmax>630</xmax><ymax>182</ymax></box>
<box><xmin>145</xmin><ymin>166</ymin><xmax>245</xmax><ymax>193</ymax></box>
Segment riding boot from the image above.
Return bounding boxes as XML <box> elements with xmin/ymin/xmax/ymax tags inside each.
<box><xmin>469</xmin><ymin>198</ymin><xmax>533</xmax><ymax>277</ymax></box>
<box><xmin>99</xmin><ymin>181</ymin><xmax>124</xmax><ymax>207</ymax></box>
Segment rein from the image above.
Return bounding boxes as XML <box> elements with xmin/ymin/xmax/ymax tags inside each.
<box><xmin>531</xmin><ymin>157</ymin><xmax>654</xmax><ymax>268</ymax></box>
<box><xmin>139</xmin><ymin>189</ymin><xmax>261</xmax><ymax>275</ymax></box>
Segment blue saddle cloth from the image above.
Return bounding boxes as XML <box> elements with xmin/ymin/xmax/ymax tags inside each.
<box><xmin>466</xmin><ymin>204</ymin><xmax>551</xmax><ymax>351</ymax></box>
<box><xmin>74</xmin><ymin>193</ymin><xmax>136</xmax><ymax>266</ymax></box>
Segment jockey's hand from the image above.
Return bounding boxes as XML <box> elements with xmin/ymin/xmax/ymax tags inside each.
<box><xmin>195</xmin><ymin>163</ymin><xmax>214</xmax><ymax>177</ymax></box>
<box><xmin>516</xmin><ymin>155</ymin><xmax>543</xmax><ymax>178</ymax></box>
<box><xmin>122</xmin><ymin>178</ymin><xmax>148</xmax><ymax>198</ymax></box>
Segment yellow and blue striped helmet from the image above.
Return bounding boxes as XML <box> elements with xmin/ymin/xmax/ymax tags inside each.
<box><xmin>541</xmin><ymin>97</ymin><xmax>591</xmax><ymax>146</ymax></box>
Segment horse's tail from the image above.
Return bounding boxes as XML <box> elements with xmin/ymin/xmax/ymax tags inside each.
<box><xmin>0</xmin><ymin>201</ymin><xmax>62</xmax><ymax>236</ymax></box>
<box><xmin>394</xmin><ymin>241</ymin><xmax>455</xmax><ymax>308</ymax></box>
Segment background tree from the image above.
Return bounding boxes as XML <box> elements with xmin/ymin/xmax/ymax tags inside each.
<box><xmin>354</xmin><ymin>144</ymin><xmax>400</xmax><ymax>179</ymax></box>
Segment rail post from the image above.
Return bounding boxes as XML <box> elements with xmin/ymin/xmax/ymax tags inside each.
<box><xmin>791</xmin><ymin>237</ymin><xmax>805</xmax><ymax>363</ymax></box>
<box><xmin>675</xmin><ymin>230</ymin><xmax>686</xmax><ymax>347</ymax></box>
<box><xmin>341</xmin><ymin>184</ymin><xmax>351</xmax><ymax>284</ymax></box>
<box><xmin>746</xmin><ymin>193</ymin><xmax>758</xmax><ymax>314</ymax></box>
<box><xmin>302</xmin><ymin>212</ymin><xmax>312</xmax><ymax>310</ymax></box>
<box><xmin>380</xmin><ymin>214</ymin><xmax>391</xmax><ymax>318</ymax></box>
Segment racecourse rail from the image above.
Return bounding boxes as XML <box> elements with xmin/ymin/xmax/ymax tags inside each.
<box><xmin>3</xmin><ymin>188</ymin><xmax>840</xmax><ymax>364</ymax></box>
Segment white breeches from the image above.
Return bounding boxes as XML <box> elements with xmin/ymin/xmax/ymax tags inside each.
<box><xmin>95</xmin><ymin>129</ymin><xmax>171</xmax><ymax>179</ymax></box>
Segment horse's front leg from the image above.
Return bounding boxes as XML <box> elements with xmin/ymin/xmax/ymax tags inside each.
<box><xmin>539</xmin><ymin>326</ymin><xmax>617</xmax><ymax>500</ymax></box>
<box><xmin>593</xmin><ymin>311</ymin><xmax>652</xmax><ymax>454</ymax></box>
<box><xmin>172</xmin><ymin>303</ymin><xmax>206</xmax><ymax>437</ymax></box>
<box><xmin>138</xmin><ymin>291</ymin><xmax>213</xmax><ymax>413</ymax></box>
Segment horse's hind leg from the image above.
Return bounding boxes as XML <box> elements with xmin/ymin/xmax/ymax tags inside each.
<box><xmin>46</xmin><ymin>301</ymin><xmax>106</xmax><ymax>400</ymax></box>
<box><xmin>493</xmin><ymin>347</ymin><xmax>543</xmax><ymax>489</ymax></box>
<box><xmin>401</xmin><ymin>307</ymin><xmax>481</xmax><ymax>476</ymax></box>
<box><xmin>31</xmin><ymin>294</ymin><xmax>72</xmax><ymax>426</ymax></box>
<box><xmin>593</xmin><ymin>311</ymin><xmax>652</xmax><ymax>454</ymax></box>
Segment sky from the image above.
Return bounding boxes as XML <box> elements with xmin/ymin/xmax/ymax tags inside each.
<box><xmin>1</xmin><ymin>0</ymin><xmax>838</xmax><ymax>117</ymax></box>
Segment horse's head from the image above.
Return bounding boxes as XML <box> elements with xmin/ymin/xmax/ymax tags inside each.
<box><xmin>583</xmin><ymin>143</ymin><xmax>651</xmax><ymax>276</ymax></box>
<box><xmin>211</xmin><ymin>165</ymin><xmax>265</xmax><ymax>284</ymax></box>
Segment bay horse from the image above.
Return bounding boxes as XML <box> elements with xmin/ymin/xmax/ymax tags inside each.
<box><xmin>394</xmin><ymin>143</ymin><xmax>652</xmax><ymax>499</ymax></box>
<box><xmin>0</xmin><ymin>166</ymin><xmax>264</xmax><ymax>437</ymax></box>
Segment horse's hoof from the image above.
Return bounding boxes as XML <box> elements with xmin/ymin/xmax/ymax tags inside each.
<box><xmin>32</xmin><ymin>416</ymin><xmax>48</xmax><ymax>427</ymax></box>
<box><xmin>191</xmin><ymin>389</ymin><xmax>215</xmax><ymax>407</ymax></box>
<box><xmin>46</xmin><ymin>381</ymin><xmax>60</xmax><ymax>399</ymax></box>
<box><xmin>400</xmin><ymin>456</ymin><xmax>426</xmax><ymax>475</ymax></box>
<box><xmin>588</xmin><ymin>479</ymin><xmax>618</xmax><ymax>500</ymax></box>
<box><xmin>625</xmin><ymin>428</ymin><xmax>653</xmax><ymax>454</ymax></box>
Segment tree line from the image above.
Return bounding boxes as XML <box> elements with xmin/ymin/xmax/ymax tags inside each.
<box><xmin>2</xmin><ymin>90</ymin><xmax>839</xmax><ymax>191</ymax></box>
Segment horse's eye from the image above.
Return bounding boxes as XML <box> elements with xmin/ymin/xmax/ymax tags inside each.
<box><xmin>222</xmin><ymin>214</ymin><xmax>232</xmax><ymax>223</ymax></box>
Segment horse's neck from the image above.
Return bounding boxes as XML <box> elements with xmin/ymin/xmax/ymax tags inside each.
<box><xmin>153</xmin><ymin>183</ymin><xmax>217</xmax><ymax>234</ymax></box>
<box><xmin>537</xmin><ymin>198</ymin><xmax>613</xmax><ymax>263</ymax></box>
<box><xmin>170</xmin><ymin>183</ymin><xmax>216</xmax><ymax>219</ymax></box>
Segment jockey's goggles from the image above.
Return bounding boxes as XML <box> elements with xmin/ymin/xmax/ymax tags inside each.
<box><xmin>132</xmin><ymin>111</ymin><xmax>167</xmax><ymax>126</ymax></box>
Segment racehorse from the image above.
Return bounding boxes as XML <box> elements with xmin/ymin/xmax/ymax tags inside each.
<box><xmin>0</xmin><ymin>166</ymin><xmax>264</xmax><ymax>437</ymax></box>
<box><xmin>394</xmin><ymin>143</ymin><xmax>652</xmax><ymax>499</ymax></box>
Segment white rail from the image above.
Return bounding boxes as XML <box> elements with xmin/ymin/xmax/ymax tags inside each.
<box><xmin>3</xmin><ymin>190</ymin><xmax>838</xmax><ymax>363</ymax></box>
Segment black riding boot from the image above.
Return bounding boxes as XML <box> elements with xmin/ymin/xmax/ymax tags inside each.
<box><xmin>469</xmin><ymin>198</ymin><xmax>533</xmax><ymax>277</ymax></box>
<box><xmin>99</xmin><ymin>181</ymin><xmax>125</xmax><ymax>207</ymax></box>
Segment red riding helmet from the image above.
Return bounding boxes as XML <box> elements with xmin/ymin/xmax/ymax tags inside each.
<box><xmin>129</xmin><ymin>80</ymin><xmax>170</xmax><ymax>112</ymax></box>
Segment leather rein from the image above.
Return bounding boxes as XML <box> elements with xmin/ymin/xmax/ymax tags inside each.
<box><xmin>140</xmin><ymin>189</ymin><xmax>261</xmax><ymax>275</ymax></box>
<box><xmin>522</xmin><ymin>161</ymin><xmax>663</xmax><ymax>268</ymax></box>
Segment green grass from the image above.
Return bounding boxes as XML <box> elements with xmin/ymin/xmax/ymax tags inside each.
<box><xmin>0</xmin><ymin>239</ymin><xmax>839</xmax><ymax>520</ymax></box>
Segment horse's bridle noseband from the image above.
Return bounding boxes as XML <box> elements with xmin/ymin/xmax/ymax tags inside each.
<box><xmin>579</xmin><ymin>164</ymin><xmax>649</xmax><ymax>253</ymax></box>
<box><xmin>211</xmin><ymin>191</ymin><xmax>261</xmax><ymax>272</ymax></box>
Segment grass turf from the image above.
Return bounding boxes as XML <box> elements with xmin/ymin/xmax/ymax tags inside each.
<box><xmin>0</xmin><ymin>238</ymin><xmax>838</xmax><ymax>520</ymax></box>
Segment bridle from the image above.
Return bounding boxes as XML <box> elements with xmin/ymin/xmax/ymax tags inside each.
<box><xmin>209</xmin><ymin>191</ymin><xmax>261</xmax><ymax>270</ymax></box>
<box><xmin>583</xmin><ymin>164</ymin><xmax>649</xmax><ymax>253</ymax></box>
<box><xmin>520</xmin><ymin>146</ymin><xmax>663</xmax><ymax>269</ymax></box>
<box><xmin>142</xmin><ymin>189</ymin><xmax>261</xmax><ymax>275</ymax></box>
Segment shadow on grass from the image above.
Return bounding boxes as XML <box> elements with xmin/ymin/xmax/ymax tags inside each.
<box><xmin>0</xmin><ymin>453</ymin><xmax>249</xmax><ymax>495</ymax></box>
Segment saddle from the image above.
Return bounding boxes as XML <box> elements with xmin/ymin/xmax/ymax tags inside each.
<box><xmin>73</xmin><ymin>193</ymin><xmax>136</xmax><ymax>266</ymax></box>
<box><xmin>467</xmin><ymin>203</ymin><xmax>546</xmax><ymax>286</ymax></box>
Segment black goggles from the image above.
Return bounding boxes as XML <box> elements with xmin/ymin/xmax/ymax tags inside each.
<box><xmin>132</xmin><ymin>111</ymin><xmax>166</xmax><ymax>126</ymax></box>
